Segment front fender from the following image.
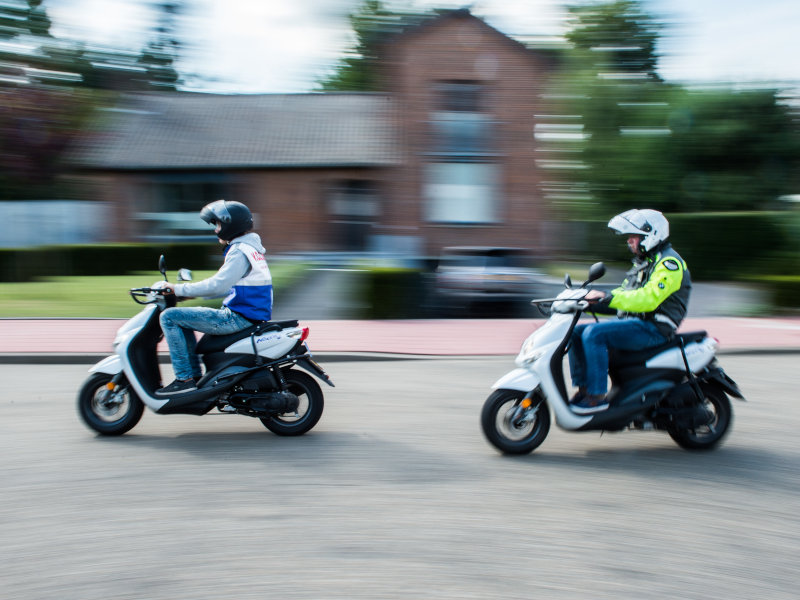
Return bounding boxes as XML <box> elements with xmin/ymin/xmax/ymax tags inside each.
<box><xmin>89</xmin><ymin>355</ymin><xmax>122</xmax><ymax>375</ymax></box>
<box><xmin>492</xmin><ymin>368</ymin><xmax>540</xmax><ymax>393</ymax></box>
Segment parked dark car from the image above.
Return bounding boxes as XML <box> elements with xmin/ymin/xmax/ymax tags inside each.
<box><xmin>432</xmin><ymin>247</ymin><xmax>547</xmax><ymax>316</ymax></box>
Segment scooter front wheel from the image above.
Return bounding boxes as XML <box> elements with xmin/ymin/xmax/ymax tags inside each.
<box><xmin>77</xmin><ymin>373</ymin><xmax>144</xmax><ymax>436</ymax></box>
<box><xmin>481</xmin><ymin>389</ymin><xmax>550</xmax><ymax>455</ymax></box>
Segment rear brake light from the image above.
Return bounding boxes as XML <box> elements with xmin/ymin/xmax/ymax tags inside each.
<box><xmin>301</xmin><ymin>327</ymin><xmax>309</xmax><ymax>341</ymax></box>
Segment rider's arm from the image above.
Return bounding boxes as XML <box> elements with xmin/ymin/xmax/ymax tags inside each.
<box><xmin>607</xmin><ymin>257</ymin><xmax>685</xmax><ymax>313</ymax></box>
<box><xmin>172</xmin><ymin>248</ymin><xmax>249</xmax><ymax>299</ymax></box>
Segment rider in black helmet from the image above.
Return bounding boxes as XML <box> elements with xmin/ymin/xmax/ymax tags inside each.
<box><xmin>156</xmin><ymin>199</ymin><xmax>273</xmax><ymax>396</ymax></box>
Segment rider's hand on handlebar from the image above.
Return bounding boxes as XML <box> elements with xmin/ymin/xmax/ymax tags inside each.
<box><xmin>585</xmin><ymin>290</ymin><xmax>607</xmax><ymax>303</ymax></box>
<box><xmin>150</xmin><ymin>281</ymin><xmax>175</xmax><ymax>295</ymax></box>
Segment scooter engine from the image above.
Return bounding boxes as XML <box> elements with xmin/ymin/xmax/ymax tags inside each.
<box><xmin>227</xmin><ymin>390</ymin><xmax>300</xmax><ymax>415</ymax></box>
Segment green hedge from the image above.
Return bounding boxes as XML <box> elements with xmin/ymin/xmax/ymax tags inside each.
<box><xmin>0</xmin><ymin>243</ymin><xmax>221</xmax><ymax>282</ymax></box>
<box><xmin>744</xmin><ymin>275</ymin><xmax>800</xmax><ymax>310</ymax></box>
<box><xmin>578</xmin><ymin>212</ymin><xmax>793</xmax><ymax>281</ymax></box>
<box><xmin>358</xmin><ymin>268</ymin><xmax>426</xmax><ymax>319</ymax></box>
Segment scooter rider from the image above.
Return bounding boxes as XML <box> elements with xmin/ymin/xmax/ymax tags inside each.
<box><xmin>568</xmin><ymin>209</ymin><xmax>692</xmax><ymax>414</ymax></box>
<box><xmin>155</xmin><ymin>200</ymin><xmax>273</xmax><ymax>396</ymax></box>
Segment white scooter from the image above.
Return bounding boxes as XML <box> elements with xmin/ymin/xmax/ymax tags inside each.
<box><xmin>481</xmin><ymin>262</ymin><xmax>744</xmax><ymax>454</ymax></box>
<box><xmin>77</xmin><ymin>256</ymin><xmax>333</xmax><ymax>437</ymax></box>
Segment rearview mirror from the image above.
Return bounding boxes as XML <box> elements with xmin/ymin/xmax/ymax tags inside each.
<box><xmin>564</xmin><ymin>273</ymin><xmax>572</xmax><ymax>288</ymax></box>
<box><xmin>177</xmin><ymin>268</ymin><xmax>193</xmax><ymax>282</ymax></box>
<box><xmin>158</xmin><ymin>255</ymin><xmax>167</xmax><ymax>280</ymax></box>
<box><xmin>585</xmin><ymin>262</ymin><xmax>606</xmax><ymax>285</ymax></box>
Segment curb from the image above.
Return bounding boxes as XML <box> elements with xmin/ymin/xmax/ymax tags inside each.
<box><xmin>2</xmin><ymin>348</ymin><xmax>799</xmax><ymax>365</ymax></box>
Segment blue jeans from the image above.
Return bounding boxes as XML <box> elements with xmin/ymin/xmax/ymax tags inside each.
<box><xmin>159</xmin><ymin>306</ymin><xmax>253</xmax><ymax>381</ymax></box>
<box><xmin>568</xmin><ymin>319</ymin><xmax>667</xmax><ymax>396</ymax></box>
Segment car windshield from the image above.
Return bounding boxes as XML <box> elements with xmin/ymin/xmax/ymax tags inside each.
<box><xmin>441</xmin><ymin>249</ymin><xmax>530</xmax><ymax>269</ymax></box>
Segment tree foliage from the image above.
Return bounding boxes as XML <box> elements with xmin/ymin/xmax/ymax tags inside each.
<box><xmin>316</xmin><ymin>0</ymin><xmax>431</xmax><ymax>91</ymax></box>
<box><xmin>566</xmin><ymin>0</ymin><xmax>660</xmax><ymax>80</ymax></box>
<box><xmin>555</xmin><ymin>1</ymin><xmax>800</xmax><ymax>217</ymax></box>
<box><xmin>0</xmin><ymin>0</ymin><xmax>186</xmax><ymax>200</ymax></box>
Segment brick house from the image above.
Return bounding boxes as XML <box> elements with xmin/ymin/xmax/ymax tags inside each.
<box><xmin>71</xmin><ymin>9</ymin><xmax>559</xmax><ymax>259</ymax></box>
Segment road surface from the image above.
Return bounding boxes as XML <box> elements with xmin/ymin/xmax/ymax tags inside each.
<box><xmin>1</xmin><ymin>356</ymin><xmax>798</xmax><ymax>599</ymax></box>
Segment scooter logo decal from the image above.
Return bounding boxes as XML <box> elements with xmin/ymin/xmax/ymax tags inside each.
<box><xmin>256</xmin><ymin>334</ymin><xmax>280</xmax><ymax>344</ymax></box>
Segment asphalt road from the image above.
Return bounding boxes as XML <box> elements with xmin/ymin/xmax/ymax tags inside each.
<box><xmin>2</xmin><ymin>356</ymin><xmax>799</xmax><ymax>600</ymax></box>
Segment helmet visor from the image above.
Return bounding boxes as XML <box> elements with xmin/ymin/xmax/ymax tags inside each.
<box><xmin>200</xmin><ymin>200</ymin><xmax>232</xmax><ymax>226</ymax></box>
<box><xmin>608</xmin><ymin>214</ymin><xmax>644</xmax><ymax>236</ymax></box>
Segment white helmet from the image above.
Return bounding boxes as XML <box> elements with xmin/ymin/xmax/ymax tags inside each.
<box><xmin>608</xmin><ymin>209</ymin><xmax>669</xmax><ymax>253</ymax></box>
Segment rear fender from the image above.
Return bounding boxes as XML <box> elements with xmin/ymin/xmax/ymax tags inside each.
<box><xmin>699</xmin><ymin>367</ymin><xmax>745</xmax><ymax>400</ymax></box>
<box><xmin>294</xmin><ymin>356</ymin><xmax>335</xmax><ymax>387</ymax></box>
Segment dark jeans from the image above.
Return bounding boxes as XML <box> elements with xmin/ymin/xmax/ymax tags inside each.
<box><xmin>568</xmin><ymin>319</ymin><xmax>667</xmax><ymax>396</ymax></box>
<box><xmin>159</xmin><ymin>306</ymin><xmax>253</xmax><ymax>381</ymax></box>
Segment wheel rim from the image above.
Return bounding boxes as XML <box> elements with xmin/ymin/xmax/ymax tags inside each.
<box><xmin>91</xmin><ymin>385</ymin><xmax>131</xmax><ymax>423</ymax></box>
<box><xmin>271</xmin><ymin>381</ymin><xmax>311</xmax><ymax>424</ymax></box>
<box><xmin>682</xmin><ymin>397</ymin><xmax>725</xmax><ymax>443</ymax></box>
<box><xmin>497</xmin><ymin>398</ymin><xmax>541</xmax><ymax>442</ymax></box>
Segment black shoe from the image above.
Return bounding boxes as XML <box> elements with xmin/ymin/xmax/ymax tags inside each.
<box><xmin>155</xmin><ymin>379</ymin><xmax>197</xmax><ymax>396</ymax></box>
<box><xmin>572</xmin><ymin>394</ymin><xmax>609</xmax><ymax>415</ymax></box>
<box><xmin>569</xmin><ymin>391</ymin><xmax>585</xmax><ymax>404</ymax></box>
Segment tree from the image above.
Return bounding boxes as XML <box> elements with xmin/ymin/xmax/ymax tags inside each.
<box><xmin>316</xmin><ymin>0</ymin><xmax>431</xmax><ymax>91</ymax></box>
<box><xmin>566</xmin><ymin>0</ymin><xmax>661</xmax><ymax>81</ymax></box>
<box><xmin>135</xmin><ymin>1</ymin><xmax>182</xmax><ymax>91</ymax></box>
<box><xmin>552</xmin><ymin>0</ymin><xmax>799</xmax><ymax>217</ymax></box>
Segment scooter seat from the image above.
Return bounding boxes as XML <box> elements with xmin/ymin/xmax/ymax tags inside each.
<box><xmin>195</xmin><ymin>320</ymin><xmax>299</xmax><ymax>355</ymax></box>
<box><xmin>609</xmin><ymin>330</ymin><xmax>708</xmax><ymax>368</ymax></box>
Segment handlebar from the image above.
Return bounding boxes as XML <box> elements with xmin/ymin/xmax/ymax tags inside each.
<box><xmin>129</xmin><ymin>287</ymin><xmax>175</xmax><ymax>305</ymax></box>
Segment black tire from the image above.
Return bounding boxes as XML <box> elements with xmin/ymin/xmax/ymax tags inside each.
<box><xmin>668</xmin><ymin>385</ymin><xmax>732</xmax><ymax>451</ymax></box>
<box><xmin>77</xmin><ymin>373</ymin><xmax>144</xmax><ymax>436</ymax></box>
<box><xmin>481</xmin><ymin>389</ymin><xmax>550</xmax><ymax>455</ymax></box>
<box><xmin>260</xmin><ymin>370</ymin><xmax>324</xmax><ymax>436</ymax></box>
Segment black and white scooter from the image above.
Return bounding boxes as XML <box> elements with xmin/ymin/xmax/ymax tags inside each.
<box><xmin>481</xmin><ymin>262</ymin><xmax>744</xmax><ymax>454</ymax></box>
<box><xmin>78</xmin><ymin>256</ymin><xmax>333</xmax><ymax>437</ymax></box>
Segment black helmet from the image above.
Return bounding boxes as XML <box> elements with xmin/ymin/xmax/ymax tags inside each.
<box><xmin>200</xmin><ymin>200</ymin><xmax>253</xmax><ymax>241</ymax></box>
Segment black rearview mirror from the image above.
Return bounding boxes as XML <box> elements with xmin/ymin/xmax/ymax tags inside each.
<box><xmin>586</xmin><ymin>262</ymin><xmax>606</xmax><ymax>284</ymax></box>
<box><xmin>158</xmin><ymin>255</ymin><xmax>167</xmax><ymax>281</ymax></box>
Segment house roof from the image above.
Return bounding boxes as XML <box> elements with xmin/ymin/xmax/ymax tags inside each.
<box><xmin>72</xmin><ymin>92</ymin><xmax>400</xmax><ymax>170</ymax></box>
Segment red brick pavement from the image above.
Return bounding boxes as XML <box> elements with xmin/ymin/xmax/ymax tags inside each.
<box><xmin>1</xmin><ymin>317</ymin><xmax>799</xmax><ymax>357</ymax></box>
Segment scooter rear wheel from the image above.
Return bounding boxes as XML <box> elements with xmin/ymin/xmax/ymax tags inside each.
<box><xmin>260</xmin><ymin>370</ymin><xmax>324</xmax><ymax>436</ymax></box>
<box><xmin>668</xmin><ymin>385</ymin><xmax>732</xmax><ymax>451</ymax></box>
<box><xmin>77</xmin><ymin>373</ymin><xmax>144</xmax><ymax>436</ymax></box>
<box><xmin>481</xmin><ymin>389</ymin><xmax>550</xmax><ymax>455</ymax></box>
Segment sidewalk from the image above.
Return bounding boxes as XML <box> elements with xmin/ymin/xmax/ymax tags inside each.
<box><xmin>1</xmin><ymin>317</ymin><xmax>799</xmax><ymax>362</ymax></box>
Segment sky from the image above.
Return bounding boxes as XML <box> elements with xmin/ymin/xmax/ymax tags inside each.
<box><xmin>45</xmin><ymin>0</ymin><xmax>800</xmax><ymax>94</ymax></box>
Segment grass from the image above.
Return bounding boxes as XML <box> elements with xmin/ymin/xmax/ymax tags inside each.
<box><xmin>0</xmin><ymin>263</ymin><xmax>308</xmax><ymax>318</ymax></box>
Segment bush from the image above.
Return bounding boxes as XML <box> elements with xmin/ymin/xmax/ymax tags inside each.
<box><xmin>571</xmin><ymin>212</ymin><xmax>792</xmax><ymax>281</ymax></box>
<box><xmin>744</xmin><ymin>275</ymin><xmax>800</xmax><ymax>310</ymax></box>
<box><xmin>0</xmin><ymin>243</ymin><xmax>221</xmax><ymax>282</ymax></box>
<box><xmin>358</xmin><ymin>268</ymin><xmax>426</xmax><ymax>319</ymax></box>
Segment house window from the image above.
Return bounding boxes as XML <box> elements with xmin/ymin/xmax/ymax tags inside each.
<box><xmin>137</xmin><ymin>175</ymin><xmax>232</xmax><ymax>240</ymax></box>
<box><xmin>424</xmin><ymin>162</ymin><xmax>499</xmax><ymax>224</ymax></box>
<box><xmin>326</xmin><ymin>180</ymin><xmax>380</xmax><ymax>251</ymax></box>
<box><xmin>425</xmin><ymin>81</ymin><xmax>499</xmax><ymax>224</ymax></box>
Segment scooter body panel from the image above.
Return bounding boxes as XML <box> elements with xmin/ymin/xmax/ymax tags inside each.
<box><xmin>492</xmin><ymin>368</ymin><xmax>540</xmax><ymax>392</ymax></box>
<box><xmin>225</xmin><ymin>328</ymin><xmax>301</xmax><ymax>359</ymax></box>
<box><xmin>90</xmin><ymin>354</ymin><xmax>123</xmax><ymax>375</ymax></box>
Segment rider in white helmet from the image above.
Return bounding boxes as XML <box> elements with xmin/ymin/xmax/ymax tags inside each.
<box><xmin>568</xmin><ymin>209</ymin><xmax>692</xmax><ymax>414</ymax></box>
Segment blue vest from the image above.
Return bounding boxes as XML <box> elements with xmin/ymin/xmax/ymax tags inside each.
<box><xmin>223</xmin><ymin>242</ymin><xmax>273</xmax><ymax>322</ymax></box>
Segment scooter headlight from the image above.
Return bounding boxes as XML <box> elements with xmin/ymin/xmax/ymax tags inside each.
<box><xmin>518</xmin><ymin>337</ymin><xmax>546</xmax><ymax>365</ymax></box>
